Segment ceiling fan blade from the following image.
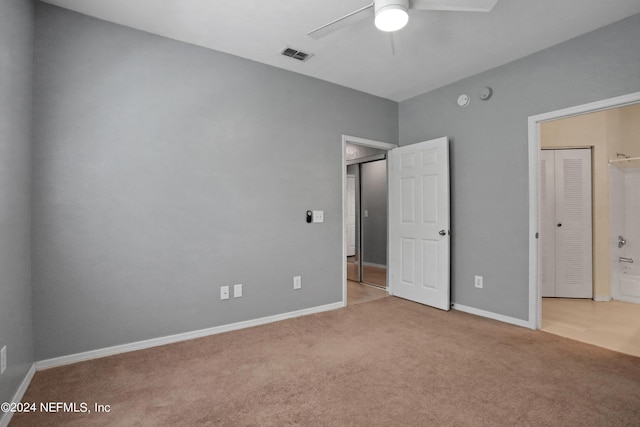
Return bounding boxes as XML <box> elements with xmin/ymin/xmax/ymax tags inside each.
<box><xmin>307</xmin><ymin>3</ymin><xmax>374</xmax><ymax>40</ymax></box>
<box><xmin>410</xmin><ymin>0</ymin><xmax>498</xmax><ymax>12</ymax></box>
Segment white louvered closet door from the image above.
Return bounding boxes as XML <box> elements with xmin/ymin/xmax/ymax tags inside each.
<box><xmin>554</xmin><ymin>149</ymin><xmax>592</xmax><ymax>298</ymax></box>
<box><xmin>539</xmin><ymin>149</ymin><xmax>592</xmax><ymax>298</ymax></box>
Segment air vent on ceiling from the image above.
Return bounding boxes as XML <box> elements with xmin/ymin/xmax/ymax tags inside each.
<box><xmin>280</xmin><ymin>46</ymin><xmax>313</xmax><ymax>62</ymax></box>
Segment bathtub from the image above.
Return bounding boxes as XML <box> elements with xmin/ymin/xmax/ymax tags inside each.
<box><xmin>612</xmin><ymin>264</ymin><xmax>640</xmax><ymax>304</ymax></box>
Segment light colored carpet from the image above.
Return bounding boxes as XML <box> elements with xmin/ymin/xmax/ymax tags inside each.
<box><xmin>11</xmin><ymin>297</ymin><xmax>640</xmax><ymax>426</ymax></box>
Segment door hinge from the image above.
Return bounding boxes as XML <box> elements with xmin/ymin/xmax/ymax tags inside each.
<box><xmin>535</xmin><ymin>232</ymin><xmax>539</xmax><ymax>239</ymax></box>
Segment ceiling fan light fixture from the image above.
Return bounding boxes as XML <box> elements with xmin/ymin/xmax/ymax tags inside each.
<box><xmin>374</xmin><ymin>0</ymin><xmax>409</xmax><ymax>32</ymax></box>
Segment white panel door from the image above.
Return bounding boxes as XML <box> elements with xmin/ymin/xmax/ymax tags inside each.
<box><xmin>346</xmin><ymin>175</ymin><xmax>356</xmax><ymax>257</ymax></box>
<box><xmin>389</xmin><ymin>137</ymin><xmax>450</xmax><ymax>310</ymax></box>
<box><xmin>554</xmin><ymin>149</ymin><xmax>592</xmax><ymax>298</ymax></box>
<box><xmin>538</xmin><ymin>149</ymin><xmax>592</xmax><ymax>298</ymax></box>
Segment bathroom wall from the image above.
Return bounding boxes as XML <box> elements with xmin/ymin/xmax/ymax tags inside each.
<box><xmin>610</xmin><ymin>163</ymin><xmax>640</xmax><ymax>303</ymax></box>
<box><xmin>610</xmin><ymin>165</ymin><xmax>625</xmax><ymax>275</ymax></box>
<box><xmin>618</xmin><ymin>105</ymin><xmax>640</xmax><ymax>271</ymax></box>
<box><xmin>611</xmin><ymin>104</ymin><xmax>640</xmax><ymax>277</ymax></box>
<box><xmin>621</xmin><ymin>103</ymin><xmax>640</xmax><ymax>158</ymax></box>
<box><xmin>623</xmin><ymin>168</ymin><xmax>640</xmax><ymax>264</ymax></box>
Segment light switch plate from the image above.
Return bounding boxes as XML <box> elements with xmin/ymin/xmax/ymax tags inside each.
<box><xmin>312</xmin><ymin>210</ymin><xmax>324</xmax><ymax>223</ymax></box>
<box><xmin>220</xmin><ymin>286</ymin><xmax>230</xmax><ymax>300</ymax></box>
<box><xmin>293</xmin><ymin>276</ymin><xmax>301</xmax><ymax>290</ymax></box>
<box><xmin>234</xmin><ymin>284</ymin><xmax>242</xmax><ymax>298</ymax></box>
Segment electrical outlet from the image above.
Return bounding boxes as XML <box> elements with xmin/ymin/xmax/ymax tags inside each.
<box><xmin>220</xmin><ymin>286</ymin><xmax>230</xmax><ymax>300</ymax></box>
<box><xmin>234</xmin><ymin>284</ymin><xmax>242</xmax><ymax>298</ymax></box>
<box><xmin>475</xmin><ymin>275</ymin><xmax>483</xmax><ymax>289</ymax></box>
<box><xmin>1</xmin><ymin>346</ymin><xmax>6</xmax><ymax>374</ymax></box>
<box><xmin>293</xmin><ymin>276</ymin><xmax>301</xmax><ymax>290</ymax></box>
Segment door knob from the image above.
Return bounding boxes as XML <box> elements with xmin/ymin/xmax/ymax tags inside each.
<box><xmin>557</xmin><ymin>223</ymin><xmax>562</xmax><ymax>227</ymax></box>
<box><xmin>439</xmin><ymin>230</ymin><xmax>447</xmax><ymax>236</ymax></box>
<box><xmin>618</xmin><ymin>235</ymin><xmax>626</xmax><ymax>248</ymax></box>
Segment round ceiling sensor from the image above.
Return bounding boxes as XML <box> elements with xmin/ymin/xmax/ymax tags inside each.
<box><xmin>457</xmin><ymin>94</ymin><xmax>470</xmax><ymax>107</ymax></box>
<box><xmin>479</xmin><ymin>87</ymin><xmax>493</xmax><ymax>100</ymax></box>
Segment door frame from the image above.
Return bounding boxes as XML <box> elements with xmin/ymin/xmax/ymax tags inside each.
<box><xmin>342</xmin><ymin>135</ymin><xmax>397</xmax><ymax>306</ymax></box>
<box><xmin>527</xmin><ymin>90</ymin><xmax>640</xmax><ymax>329</ymax></box>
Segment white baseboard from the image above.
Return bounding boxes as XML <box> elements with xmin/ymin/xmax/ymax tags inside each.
<box><xmin>0</xmin><ymin>363</ymin><xmax>36</xmax><ymax>427</ymax></box>
<box><xmin>452</xmin><ymin>303</ymin><xmax>533</xmax><ymax>329</ymax></box>
<box><xmin>594</xmin><ymin>295</ymin><xmax>612</xmax><ymax>302</ymax></box>
<box><xmin>36</xmin><ymin>302</ymin><xmax>344</xmax><ymax>370</ymax></box>
<box><xmin>362</xmin><ymin>262</ymin><xmax>387</xmax><ymax>269</ymax></box>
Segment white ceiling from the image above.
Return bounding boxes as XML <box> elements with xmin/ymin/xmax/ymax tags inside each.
<box><xmin>41</xmin><ymin>0</ymin><xmax>640</xmax><ymax>102</ymax></box>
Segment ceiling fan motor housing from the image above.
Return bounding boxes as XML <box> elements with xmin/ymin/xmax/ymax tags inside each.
<box><xmin>374</xmin><ymin>0</ymin><xmax>410</xmax><ymax>32</ymax></box>
<box><xmin>375</xmin><ymin>0</ymin><xmax>410</xmax><ymax>13</ymax></box>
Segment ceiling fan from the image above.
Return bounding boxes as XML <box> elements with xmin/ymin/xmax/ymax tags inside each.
<box><xmin>308</xmin><ymin>0</ymin><xmax>499</xmax><ymax>40</ymax></box>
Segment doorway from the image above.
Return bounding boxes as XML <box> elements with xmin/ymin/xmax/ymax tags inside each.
<box><xmin>342</xmin><ymin>136</ymin><xmax>397</xmax><ymax>305</ymax></box>
<box><xmin>528</xmin><ymin>91</ymin><xmax>640</xmax><ymax>357</ymax></box>
<box><xmin>342</xmin><ymin>135</ymin><xmax>451</xmax><ymax>310</ymax></box>
<box><xmin>346</xmin><ymin>156</ymin><xmax>388</xmax><ymax>288</ymax></box>
<box><xmin>345</xmin><ymin>143</ymin><xmax>388</xmax><ymax>289</ymax></box>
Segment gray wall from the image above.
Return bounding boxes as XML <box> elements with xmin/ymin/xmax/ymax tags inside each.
<box><xmin>361</xmin><ymin>160</ymin><xmax>387</xmax><ymax>266</ymax></box>
<box><xmin>0</xmin><ymin>0</ymin><xmax>34</xmax><ymax>406</ymax></box>
<box><xmin>32</xmin><ymin>4</ymin><xmax>398</xmax><ymax>360</ymax></box>
<box><xmin>399</xmin><ymin>13</ymin><xmax>640</xmax><ymax>320</ymax></box>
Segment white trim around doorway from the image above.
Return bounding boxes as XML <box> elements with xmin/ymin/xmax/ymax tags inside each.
<box><xmin>342</xmin><ymin>135</ymin><xmax>397</xmax><ymax>306</ymax></box>
<box><xmin>527</xmin><ymin>91</ymin><xmax>640</xmax><ymax>330</ymax></box>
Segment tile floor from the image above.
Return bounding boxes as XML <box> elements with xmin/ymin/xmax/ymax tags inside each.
<box><xmin>541</xmin><ymin>298</ymin><xmax>640</xmax><ymax>358</ymax></box>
